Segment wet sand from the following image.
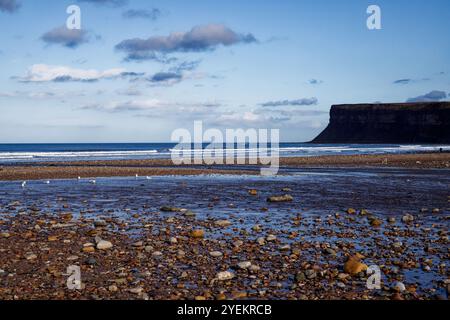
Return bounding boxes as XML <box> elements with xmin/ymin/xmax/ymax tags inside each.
<box><xmin>0</xmin><ymin>168</ymin><xmax>448</xmax><ymax>300</ymax></box>
<box><xmin>0</xmin><ymin>152</ymin><xmax>449</xmax><ymax>181</ymax></box>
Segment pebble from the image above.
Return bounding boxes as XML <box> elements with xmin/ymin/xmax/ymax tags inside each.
<box><xmin>344</xmin><ymin>255</ymin><xmax>368</xmax><ymax>276</ymax></box>
<box><xmin>128</xmin><ymin>287</ymin><xmax>144</xmax><ymax>294</ymax></box>
<box><xmin>216</xmin><ymin>271</ymin><xmax>234</xmax><ymax>281</ymax></box>
<box><xmin>393</xmin><ymin>281</ymin><xmax>406</xmax><ymax>292</ymax></box>
<box><xmin>347</xmin><ymin>208</ymin><xmax>356</xmax><ymax>214</ymax></box>
<box><xmin>324</xmin><ymin>248</ymin><xmax>337</xmax><ymax>256</ymax></box>
<box><xmin>215</xmin><ymin>220</ymin><xmax>232</xmax><ymax>227</ymax></box>
<box><xmin>152</xmin><ymin>251</ymin><xmax>163</xmax><ymax>258</ymax></box>
<box><xmin>402</xmin><ymin>214</ymin><xmax>414</xmax><ymax>223</ymax></box>
<box><xmin>190</xmin><ymin>229</ymin><xmax>204</xmax><ymax>238</ymax></box>
<box><xmin>237</xmin><ymin>261</ymin><xmax>252</xmax><ymax>269</ymax></box>
<box><xmin>267</xmin><ymin>195</ymin><xmax>293</xmax><ymax>203</ymax></box>
<box><xmin>266</xmin><ymin>235</ymin><xmax>277</xmax><ymax>242</ymax></box>
<box><xmin>96</xmin><ymin>240</ymin><xmax>113</xmax><ymax>250</ymax></box>
<box><xmin>210</xmin><ymin>251</ymin><xmax>223</xmax><ymax>258</ymax></box>
<box><xmin>25</xmin><ymin>253</ymin><xmax>37</xmax><ymax>261</ymax></box>
<box><xmin>108</xmin><ymin>285</ymin><xmax>118</xmax><ymax>292</ymax></box>
<box><xmin>257</xmin><ymin>237</ymin><xmax>266</xmax><ymax>245</ymax></box>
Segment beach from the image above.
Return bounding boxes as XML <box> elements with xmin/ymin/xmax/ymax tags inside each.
<box><xmin>0</xmin><ymin>152</ymin><xmax>449</xmax><ymax>300</ymax></box>
<box><xmin>0</xmin><ymin>152</ymin><xmax>449</xmax><ymax>181</ymax></box>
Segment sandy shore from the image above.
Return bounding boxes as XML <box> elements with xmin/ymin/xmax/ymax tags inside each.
<box><xmin>0</xmin><ymin>152</ymin><xmax>449</xmax><ymax>181</ymax></box>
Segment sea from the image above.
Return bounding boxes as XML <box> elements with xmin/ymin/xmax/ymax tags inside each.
<box><xmin>0</xmin><ymin>143</ymin><xmax>448</xmax><ymax>163</ymax></box>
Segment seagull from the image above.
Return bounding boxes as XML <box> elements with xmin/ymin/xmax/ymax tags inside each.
<box><xmin>89</xmin><ymin>179</ymin><xmax>96</xmax><ymax>184</ymax></box>
<box><xmin>21</xmin><ymin>181</ymin><xmax>27</xmax><ymax>188</ymax></box>
<box><xmin>146</xmin><ymin>176</ymin><xmax>152</xmax><ymax>180</ymax></box>
<box><xmin>135</xmin><ymin>174</ymin><xmax>139</xmax><ymax>179</ymax></box>
<box><xmin>45</xmin><ymin>180</ymin><xmax>50</xmax><ymax>184</ymax></box>
<box><xmin>77</xmin><ymin>176</ymin><xmax>81</xmax><ymax>181</ymax></box>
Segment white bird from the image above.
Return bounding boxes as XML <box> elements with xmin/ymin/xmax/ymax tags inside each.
<box><xmin>135</xmin><ymin>174</ymin><xmax>139</xmax><ymax>179</ymax></box>
<box><xmin>89</xmin><ymin>179</ymin><xmax>96</xmax><ymax>184</ymax></box>
<box><xmin>21</xmin><ymin>181</ymin><xmax>27</xmax><ymax>188</ymax></box>
<box><xmin>45</xmin><ymin>180</ymin><xmax>50</xmax><ymax>184</ymax></box>
<box><xmin>77</xmin><ymin>176</ymin><xmax>81</xmax><ymax>180</ymax></box>
<box><xmin>146</xmin><ymin>176</ymin><xmax>152</xmax><ymax>180</ymax></box>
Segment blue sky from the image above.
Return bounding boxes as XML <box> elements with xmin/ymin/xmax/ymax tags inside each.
<box><xmin>0</xmin><ymin>0</ymin><xmax>449</xmax><ymax>143</ymax></box>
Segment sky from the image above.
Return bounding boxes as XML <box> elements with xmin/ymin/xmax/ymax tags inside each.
<box><xmin>0</xmin><ymin>0</ymin><xmax>449</xmax><ymax>143</ymax></box>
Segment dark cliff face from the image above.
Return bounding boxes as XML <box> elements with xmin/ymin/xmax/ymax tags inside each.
<box><xmin>311</xmin><ymin>102</ymin><xmax>450</xmax><ymax>144</ymax></box>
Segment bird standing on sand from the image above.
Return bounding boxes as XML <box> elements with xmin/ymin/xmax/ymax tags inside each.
<box><xmin>21</xmin><ymin>181</ymin><xmax>27</xmax><ymax>188</ymax></box>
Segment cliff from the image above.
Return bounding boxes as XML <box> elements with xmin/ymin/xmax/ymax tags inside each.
<box><xmin>311</xmin><ymin>102</ymin><xmax>450</xmax><ymax>144</ymax></box>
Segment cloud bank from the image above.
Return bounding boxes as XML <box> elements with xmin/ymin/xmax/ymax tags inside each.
<box><xmin>122</xmin><ymin>8</ymin><xmax>161</xmax><ymax>20</ymax></box>
<box><xmin>17</xmin><ymin>64</ymin><xmax>128</xmax><ymax>83</ymax></box>
<box><xmin>115</xmin><ymin>24</ymin><xmax>257</xmax><ymax>61</ymax></box>
<box><xmin>406</xmin><ymin>90</ymin><xmax>448</xmax><ymax>103</ymax></box>
<box><xmin>0</xmin><ymin>0</ymin><xmax>20</xmax><ymax>13</ymax></box>
<box><xmin>260</xmin><ymin>98</ymin><xmax>318</xmax><ymax>107</ymax></box>
<box><xmin>41</xmin><ymin>26</ymin><xmax>90</xmax><ymax>48</ymax></box>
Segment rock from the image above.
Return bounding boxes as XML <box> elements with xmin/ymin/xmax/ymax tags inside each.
<box><xmin>393</xmin><ymin>281</ymin><xmax>406</xmax><ymax>292</ymax></box>
<box><xmin>47</xmin><ymin>236</ymin><xmax>58</xmax><ymax>242</ymax></box>
<box><xmin>160</xmin><ymin>206</ymin><xmax>182</xmax><ymax>212</ymax></box>
<box><xmin>387</xmin><ymin>217</ymin><xmax>396</xmax><ymax>223</ymax></box>
<box><xmin>108</xmin><ymin>285</ymin><xmax>118</xmax><ymax>292</ymax></box>
<box><xmin>344</xmin><ymin>255</ymin><xmax>368</xmax><ymax>276</ymax></box>
<box><xmin>295</xmin><ymin>272</ymin><xmax>306</xmax><ymax>282</ymax></box>
<box><xmin>347</xmin><ymin>208</ymin><xmax>356</xmax><ymax>214</ymax></box>
<box><xmin>305</xmin><ymin>269</ymin><xmax>317</xmax><ymax>279</ymax></box>
<box><xmin>248</xmin><ymin>189</ymin><xmax>258</xmax><ymax>196</ymax></box>
<box><xmin>132</xmin><ymin>241</ymin><xmax>143</xmax><ymax>247</ymax></box>
<box><xmin>183</xmin><ymin>210</ymin><xmax>196</xmax><ymax>217</ymax></box>
<box><xmin>94</xmin><ymin>220</ymin><xmax>107</xmax><ymax>227</ymax></box>
<box><xmin>279</xmin><ymin>244</ymin><xmax>291</xmax><ymax>251</ymax></box>
<box><xmin>393</xmin><ymin>242</ymin><xmax>403</xmax><ymax>250</ymax></box>
<box><xmin>82</xmin><ymin>246</ymin><xmax>95</xmax><ymax>253</ymax></box>
<box><xmin>128</xmin><ymin>287</ymin><xmax>144</xmax><ymax>294</ymax></box>
<box><xmin>216</xmin><ymin>271</ymin><xmax>234</xmax><ymax>281</ymax></box>
<box><xmin>1</xmin><ymin>232</ymin><xmax>10</xmax><ymax>238</ymax></box>
<box><xmin>252</xmin><ymin>225</ymin><xmax>262</xmax><ymax>232</ymax></box>
<box><xmin>152</xmin><ymin>251</ymin><xmax>163</xmax><ymax>258</ymax></box>
<box><xmin>233</xmin><ymin>240</ymin><xmax>243</xmax><ymax>247</ymax></box>
<box><xmin>96</xmin><ymin>240</ymin><xmax>113</xmax><ymax>250</ymax></box>
<box><xmin>237</xmin><ymin>261</ymin><xmax>252</xmax><ymax>269</ymax></box>
<box><xmin>267</xmin><ymin>195</ymin><xmax>293</xmax><ymax>203</ymax></box>
<box><xmin>281</xmin><ymin>188</ymin><xmax>292</xmax><ymax>192</ymax></box>
<box><xmin>324</xmin><ymin>248</ymin><xmax>337</xmax><ymax>256</ymax></box>
<box><xmin>85</xmin><ymin>257</ymin><xmax>97</xmax><ymax>265</ymax></box>
<box><xmin>257</xmin><ymin>237</ymin><xmax>266</xmax><ymax>245</ymax></box>
<box><xmin>266</xmin><ymin>234</ymin><xmax>277</xmax><ymax>242</ymax></box>
<box><xmin>210</xmin><ymin>251</ymin><xmax>223</xmax><ymax>258</ymax></box>
<box><xmin>214</xmin><ymin>220</ymin><xmax>232</xmax><ymax>227</ymax></box>
<box><xmin>169</xmin><ymin>237</ymin><xmax>178</xmax><ymax>244</ymax></box>
<box><xmin>190</xmin><ymin>229</ymin><xmax>204</xmax><ymax>238</ymax></box>
<box><xmin>402</xmin><ymin>214</ymin><xmax>414</xmax><ymax>223</ymax></box>
<box><xmin>25</xmin><ymin>253</ymin><xmax>37</xmax><ymax>261</ymax></box>
<box><xmin>370</xmin><ymin>218</ymin><xmax>382</xmax><ymax>227</ymax></box>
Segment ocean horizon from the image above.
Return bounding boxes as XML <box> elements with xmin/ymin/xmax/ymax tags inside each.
<box><xmin>0</xmin><ymin>142</ymin><xmax>448</xmax><ymax>163</ymax></box>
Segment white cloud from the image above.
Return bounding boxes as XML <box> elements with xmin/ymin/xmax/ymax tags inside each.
<box><xmin>17</xmin><ymin>64</ymin><xmax>126</xmax><ymax>82</ymax></box>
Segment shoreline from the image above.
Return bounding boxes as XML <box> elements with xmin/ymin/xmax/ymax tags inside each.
<box><xmin>0</xmin><ymin>152</ymin><xmax>449</xmax><ymax>181</ymax></box>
